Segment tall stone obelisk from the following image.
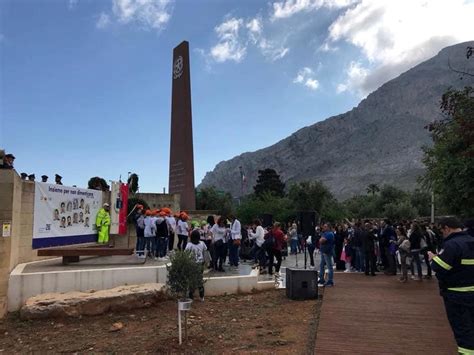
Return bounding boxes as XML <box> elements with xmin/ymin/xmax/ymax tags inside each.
<box><xmin>168</xmin><ymin>41</ymin><xmax>196</xmax><ymax>211</ymax></box>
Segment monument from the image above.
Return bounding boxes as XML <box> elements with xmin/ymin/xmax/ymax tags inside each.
<box><xmin>168</xmin><ymin>41</ymin><xmax>196</xmax><ymax>211</ymax></box>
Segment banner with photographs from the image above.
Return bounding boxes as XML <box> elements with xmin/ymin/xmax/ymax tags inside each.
<box><xmin>32</xmin><ymin>182</ymin><xmax>103</xmax><ymax>249</ymax></box>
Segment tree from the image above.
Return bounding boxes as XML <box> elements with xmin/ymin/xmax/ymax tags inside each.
<box><xmin>422</xmin><ymin>87</ymin><xmax>474</xmax><ymax>217</ymax></box>
<box><xmin>87</xmin><ymin>176</ymin><xmax>110</xmax><ymax>191</ymax></box>
<box><xmin>253</xmin><ymin>168</ymin><xmax>285</xmax><ymax>198</ymax></box>
<box><xmin>127</xmin><ymin>173</ymin><xmax>139</xmax><ymax>195</ymax></box>
<box><xmin>366</xmin><ymin>183</ymin><xmax>380</xmax><ymax>196</ymax></box>
<box><xmin>236</xmin><ymin>192</ymin><xmax>293</xmax><ymax>225</ymax></box>
<box><xmin>196</xmin><ymin>186</ymin><xmax>234</xmax><ymax>216</ymax></box>
<box><xmin>287</xmin><ymin>180</ymin><xmax>332</xmax><ymax>213</ymax></box>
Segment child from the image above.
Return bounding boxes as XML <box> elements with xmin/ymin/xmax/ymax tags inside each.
<box><xmin>185</xmin><ymin>230</ymin><xmax>207</xmax><ymax>301</ymax></box>
<box><xmin>144</xmin><ymin>210</ymin><xmax>156</xmax><ymax>259</ymax></box>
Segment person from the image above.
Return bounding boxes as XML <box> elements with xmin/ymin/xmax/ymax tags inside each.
<box><xmin>268</xmin><ymin>222</ymin><xmax>285</xmax><ymax>276</ymax></box>
<box><xmin>55</xmin><ymin>174</ymin><xmax>63</xmax><ymax>185</ymax></box>
<box><xmin>79</xmin><ymin>212</ymin><xmax>84</xmax><ymax>223</ymax></box>
<box><xmin>165</xmin><ymin>209</ymin><xmax>177</xmax><ymax>252</ymax></box>
<box><xmin>155</xmin><ymin>210</ymin><xmax>169</xmax><ymax>259</ymax></box>
<box><xmin>84</xmin><ymin>217</ymin><xmax>90</xmax><ymax>227</ymax></box>
<box><xmin>28</xmin><ymin>174</ymin><xmax>35</xmax><ymax>182</ymax></box>
<box><xmin>362</xmin><ymin>222</ymin><xmax>376</xmax><ymax>276</ymax></box>
<box><xmin>79</xmin><ymin>199</ymin><xmax>85</xmax><ymax>209</ymax></box>
<box><xmin>381</xmin><ymin>219</ymin><xmax>397</xmax><ymax>275</ymax></box>
<box><xmin>96</xmin><ymin>203</ymin><xmax>111</xmax><ymax>244</ymax></box>
<box><xmin>73</xmin><ymin>213</ymin><xmax>78</xmax><ymax>224</ymax></box>
<box><xmin>352</xmin><ymin>222</ymin><xmax>365</xmax><ymax>272</ymax></box>
<box><xmin>210</xmin><ymin>216</ymin><xmax>227</xmax><ymax>272</ymax></box>
<box><xmin>177</xmin><ymin>212</ymin><xmax>189</xmax><ymax>251</ymax></box>
<box><xmin>205</xmin><ymin>215</ymin><xmax>216</xmax><ymax>269</ymax></box>
<box><xmin>60</xmin><ymin>202</ymin><xmax>66</xmax><ymax>214</ymax></box>
<box><xmin>60</xmin><ymin>217</ymin><xmax>66</xmax><ymax>228</ymax></box>
<box><xmin>41</xmin><ymin>175</ymin><xmax>48</xmax><ymax>183</ymax></box>
<box><xmin>248</xmin><ymin>219</ymin><xmax>266</xmax><ymax>273</ymax></box>
<box><xmin>20</xmin><ymin>173</ymin><xmax>28</xmax><ymax>180</ymax></box>
<box><xmin>229</xmin><ymin>215</ymin><xmax>241</xmax><ymax>268</ymax></box>
<box><xmin>143</xmin><ymin>210</ymin><xmax>156</xmax><ymax>258</ymax></box>
<box><xmin>318</xmin><ymin>223</ymin><xmax>335</xmax><ymax>286</ymax></box>
<box><xmin>395</xmin><ymin>226</ymin><xmax>410</xmax><ymax>283</ymax></box>
<box><xmin>335</xmin><ymin>224</ymin><xmax>346</xmax><ymax>270</ymax></box>
<box><xmin>429</xmin><ymin>217</ymin><xmax>474</xmax><ymax>355</ymax></box>
<box><xmin>53</xmin><ymin>209</ymin><xmax>60</xmax><ymax>221</ymax></box>
<box><xmin>133</xmin><ymin>205</ymin><xmax>145</xmax><ymax>257</ymax></box>
<box><xmin>289</xmin><ymin>223</ymin><xmax>298</xmax><ymax>255</ymax></box>
<box><xmin>185</xmin><ymin>230</ymin><xmax>207</xmax><ymax>301</ymax></box>
<box><xmin>1</xmin><ymin>153</ymin><xmax>15</xmax><ymax>169</ymax></box>
<box><xmin>409</xmin><ymin>222</ymin><xmax>424</xmax><ymax>281</ymax></box>
<box><xmin>67</xmin><ymin>216</ymin><xmax>72</xmax><ymax>227</ymax></box>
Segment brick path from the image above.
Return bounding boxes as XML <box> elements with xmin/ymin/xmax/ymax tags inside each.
<box><xmin>314</xmin><ymin>273</ymin><xmax>458</xmax><ymax>354</ymax></box>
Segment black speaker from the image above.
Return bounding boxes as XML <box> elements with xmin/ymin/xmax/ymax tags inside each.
<box><xmin>296</xmin><ymin>211</ymin><xmax>317</xmax><ymax>237</ymax></box>
<box><xmin>260</xmin><ymin>214</ymin><xmax>273</xmax><ymax>228</ymax></box>
<box><xmin>286</xmin><ymin>268</ymin><xmax>318</xmax><ymax>300</ymax></box>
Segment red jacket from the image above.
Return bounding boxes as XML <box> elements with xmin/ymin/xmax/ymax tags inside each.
<box><xmin>272</xmin><ymin>228</ymin><xmax>285</xmax><ymax>251</ymax></box>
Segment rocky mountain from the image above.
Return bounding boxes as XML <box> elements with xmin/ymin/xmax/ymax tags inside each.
<box><xmin>199</xmin><ymin>41</ymin><xmax>474</xmax><ymax>200</ymax></box>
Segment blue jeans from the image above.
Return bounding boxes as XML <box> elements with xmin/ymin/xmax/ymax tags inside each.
<box><xmin>229</xmin><ymin>241</ymin><xmax>240</xmax><ymax>266</ymax></box>
<box><xmin>290</xmin><ymin>239</ymin><xmax>298</xmax><ymax>254</ymax></box>
<box><xmin>145</xmin><ymin>237</ymin><xmax>156</xmax><ymax>257</ymax></box>
<box><xmin>319</xmin><ymin>252</ymin><xmax>334</xmax><ymax>285</ymax></box>
<box><xmin>156</xmin><ymin>237</ymin><xmax>168</xmax><ymax>257</ymax></box>
<box><xmin>354</xmin><ymin>246</ymin><xmax>365</xmax><ymax>272</ymax></box>
<box><xmin>410</xmin><ymin>250</ymin><xmax>422</xmax><ymax>278</ymax></box>
<box><xmin>137</xmin><ymin>236</ymin><xmax>145</xmax><ymax>256</ymax></box>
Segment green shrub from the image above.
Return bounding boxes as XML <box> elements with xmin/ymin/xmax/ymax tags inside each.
<box><xmin>166</xmin><ymin>251</ymin><xmax>205</xmax><ymax>300</ymax></box>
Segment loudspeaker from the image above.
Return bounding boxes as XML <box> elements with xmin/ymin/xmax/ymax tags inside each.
<box><xmin>286</xmin><ymin>268</ymin><xmax>318</xmax><ymax>300</ymax></box>
<box><xmin>296</xmin><ymin>211</ymin><xmax>317</xmax><ymax>237</ymax></box>
<box><xmin>260</xmin><ymin>214</ymin><xmax>273</xmax><ymax>228</ymax></box>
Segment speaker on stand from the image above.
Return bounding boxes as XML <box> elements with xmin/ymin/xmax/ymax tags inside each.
<box><xmin>296</xmin><ymin>211</ymin><xmax>318</xmax><ymax>269</ymax></box>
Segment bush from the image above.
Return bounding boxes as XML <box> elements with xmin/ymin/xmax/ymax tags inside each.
<box><xmin>166</xmin><ymin>251</ymin><xmax>205</xmax><ymax>300</ymax></box>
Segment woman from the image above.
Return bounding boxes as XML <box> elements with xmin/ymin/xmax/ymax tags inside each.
<box><xmin>289</xmin><ymin>222</ymin><xmax>298</xmax><ymax>255</ymax></box>
<box><xmin>210</xmin><ymin>216</ymin><xmax>227</xmax><ymax>272</ymax></box>
<box><xmin>144</xmin><ymin>210</ymin><xmax>156</xmax><ymax>258</ymax></box>
<box><xmin>248</xmin><ymin>219</ymin><xmax>266</xmax><ymax>273</ymax></box>
<box><xmin>268</xmin><ymin>222</ymin><xmax>285</xmax><ymax>276</ymax></box>
<box><xmin>395</xmin><ymin>226</ymin><xmax>410</xmax><ymax>282</ymax></box>
<box><xmin>409</xmin><ymin>222</ymin><xmax>424</xmax><ymax>281</ymax></box>
<box><xmin>185</xmin><ymin>230</ymin><xmax>207</xmax><ymax>301</ymax></box>
<box><xmin>335</xmin><ymin>224</ymin><xmax>347</xmax><ymax>270</ymax></box>
<box><xmin>205</xmin><ymin>215</ymin><xmax>216</xmax><ymax>269</ymax></box>
<box><xmin>177</xmin><ymin>212</ymin><xmax>189</xmax><ymax>251</ymax></box>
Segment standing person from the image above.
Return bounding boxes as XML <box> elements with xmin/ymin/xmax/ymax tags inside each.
<box><xmin>248</xmin><ymin>219</ymin><xmax>266</xmax><ymax>273</ymax></box>
<box><xmin>381</xmin><ymin>220</ymin><xmax>397</xmax><ymax>275</ymax></box>
<box><xmin>185</xmin><ymin>230</ymin><xmax>207</xmax><ymax>301</ymax></box>
<box><xmin>229</xmin><ymin>215</ymin><xmax>241</xmax><ymax>268</ymax></box>
<box><xmin>155</xmin><ymin>211</ymin><xmax>169</xmax><ymax>259</ymax></box>
<box><xmin>144</xmin><ymin>210</ymin><xmax>156</xmax><ymax>258</ymax></box>
<box><xmin>396</xmin><ymin>226</ymin><xmax>410</xmax><ymax>283</ymax></box>
<box><xmin>210</xmin><ymin>217</ymin><xmax>227</xmax><ymax>272</ymax></box>
<box><xmin>205</xmin><ymin>215</ymin><xmax>216</xmax><ymax>269</ymax></box>
<box><xmin>96</xmin><ymin>203</ymin><xmax>111</xmax><ymax>245</ymax></box>
<box><xmin>409</xmin><ymin>222</ymin><xmax>424</xmax><ymax>281</ymax></box>
<box><xmin>421</xmin><ymin>223</ymin><xmax>434</xmax><ymax>279</ymax></box>
<box><xmin>429</xmin><ymin>217</ymin><xmax>474</xmax><ymax>355</ymax></box>
<box><xmin>335</xmin><ymin>224</ymin><xmax>347</xmax><ymax>270</ymax></box>
<box><xmin>268</xmin><ymin>222</ymin><xmax>285</xmax><ymax>276</ymax></box>
<box><xmin>165</xmin><ymin>210</ymin><xmax>177</xmax><ymax>252</ymax></box>
<box><xmin>352</xmin><ymin>222</ymin><xmax>365</xmax><ymax>272</ymax></box>
<box><xmin>289</xmin><ymin>223</ymin><xmax>298</xmax><ymax>255</ymax></box>
<box><xmin>362</xmin><ymin>222</ymin><xmax>376</xmax><ymax>276</ymax></box>
<box><xmin>177</xmin><ymin>212</ymin><xmax>189</xmax><ymax>251</ymax></box>
<box><xmin>133</xmin><ymin>205</ymin><xmax>145</xmax><ymax>256</ymax></box>
<box><xmin>318</xmin><ymin>223</ymin><xmax>335</xmax><ymax>286</ymax></box>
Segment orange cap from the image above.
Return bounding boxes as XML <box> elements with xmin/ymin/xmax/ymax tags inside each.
<box><xmin>145</xmin><ymin>210</ymin><xmax>152</xmax><ymax>216</ymax></box>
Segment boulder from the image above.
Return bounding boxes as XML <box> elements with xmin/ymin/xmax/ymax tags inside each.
<box><xmin>20</xmin><ymin>283</ymin><xmax>167</xmax><ymax>320</ymax></box>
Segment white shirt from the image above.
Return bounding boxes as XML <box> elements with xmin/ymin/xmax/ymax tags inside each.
<box><xmin>166</xmin><ymin>216</ymin><xmax>176</xmax><ymax>233</ymax></box>
<box><xmin>144</xmin><ymin>217</ymin><xmax>156</xmax><ymax>237</ymax></box>
<box><xmin>248</xmin><ymin>225</ymin><xmax>265</xmax><ymax>247</ymax></box>
<box><xmin>210</xmin><ymin>224</ymin><xmax>227</xmax><ymax>242</ymax></box>
<box><xmin>230</xmin><ymin>219</ymin><xmax>242</xmax><ymax>240</ymax></box>
<box><xmin>177</xmin><ymin>220</ymin><xmax>188</xmax><ymax>235</ymax></box>
<box><xmin>185</xmin><ymin>241</ymin><xmax>207</xmax><ymax>263</ymax></box>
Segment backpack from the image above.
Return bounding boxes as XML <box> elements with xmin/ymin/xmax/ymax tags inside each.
<box><xmin>262</xmin><ymin>231</ymin><xmax>275</xmax><ymax>251</ymax></box>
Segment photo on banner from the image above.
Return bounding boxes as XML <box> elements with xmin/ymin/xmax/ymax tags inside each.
<box><xmin>32</xmin><ymin>183</ymin><xmax>103</xmax><ymax>248</ymax></box>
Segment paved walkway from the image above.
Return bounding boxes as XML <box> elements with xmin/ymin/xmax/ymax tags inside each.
<box><xmin>315</xmin><ymin>273</ymin><xmax>458</xmax><ymax>354</ymax></box>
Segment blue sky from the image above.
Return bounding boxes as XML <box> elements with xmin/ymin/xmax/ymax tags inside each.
<box><xmin>1</xmin><ymin>0</ymin><xmax>472</xmax><ymax>192</ymax></box>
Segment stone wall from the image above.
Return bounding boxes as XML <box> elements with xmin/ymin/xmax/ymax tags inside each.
<box><xmin>136</xmin><ymin>192</ymin><xmax>180</xmax><ymax>212</ymax></box>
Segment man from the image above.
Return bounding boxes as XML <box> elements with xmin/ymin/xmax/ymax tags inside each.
<box><xmin>229</xmin><ymin>215</ymin><xmax>242</xmax><ymax>268</ymax></box>
<box><xmin>352</xmin><ymin>222</ymin><xmax>365</xmax><ymax>272</ymax></box>
<box><xmin>55</xmin><ymin>174</ymin><xmax>63</xmax><ymax>185</ymax></box>
<box><xmin>381</xmin><ymin>219</ymin><xmax>397</xmax><ymax>275</ymax></box>
<box><xmin>96</xmin><ymin>203</ymin><xmax>111</xmax><ymax>245</ymax></box>
<box><xmin>362</xmin><ymin>221</ymin><xmax>377</xmax><ymax>276</ymax></box>
<box><xmin>41</xmin><ymin>175</ymin><xmax>48</xmax><ymax>182</ymax></box>
<box><xmin>1</xmin><ymin>153</ymin><xmax>15</xmax><ymax>169</ymax></box>
<box><xmin>429</xmin><ymin>217</ymin><xmax>474</xmax><ymax>355</ymax></box>
<box><xmin>318</xmin><ymin>223</ymin><xmax>335</xmax><ymax>287</ymax></box>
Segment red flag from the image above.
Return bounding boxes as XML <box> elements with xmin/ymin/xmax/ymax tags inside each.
<box><xmin>118</xmin><ymin>183</ymin><xmax>129</xmax><ymax>235</ymax></box>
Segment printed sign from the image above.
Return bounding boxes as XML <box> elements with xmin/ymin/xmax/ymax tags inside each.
<box><xmin>110</xmin><ymin>181</ymin><xmax>128</xmax><ymax>235</ymax></box>
<box><xmin>32</xmin><ymin>182</ymin><xmax>103</xmax><ymax>249</ymax></box>
<box><xmin>2</xmin><ymin>222</ymin><xmax>11</xmax><ymax>237</ymax></box>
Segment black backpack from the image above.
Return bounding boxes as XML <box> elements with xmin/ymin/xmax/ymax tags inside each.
<box><xmin>262</xmin><ymin>231</ymin><xmax>275</xmax><ymax>251</ymax></box>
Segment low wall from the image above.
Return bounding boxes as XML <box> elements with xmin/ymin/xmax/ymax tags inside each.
<box><xmin>7</xmin><ymin>262</ymin><xmax>274</xmax><ymax>312</ymax></box>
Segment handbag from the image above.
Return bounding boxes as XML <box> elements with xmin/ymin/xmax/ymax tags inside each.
<box><xmin>399</xmin><ymin>239</ymin><xmax>411</xmax><ymax>253</ymax></box>
<box><xmin>233</xmin><ymin>239</ymin><xmax>241</xmax><ymax>246</ymax></box>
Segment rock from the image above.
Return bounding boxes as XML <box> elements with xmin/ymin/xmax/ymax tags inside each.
<box><xmin>255</xmin><ymin>325</ymin><xmax>263</xmax><ymax>329</ymax></box>
<box><xmin>231</xmin><ymin>318</ymin><xmax>237</xmax><ymax>322</ymax></box>
<box><xmin>20</xmin><ymin>283</ymin><xmax>167</xmax><ymax>320</ymax></box>
<box><xmin>199</xmin><ymin>41</ymin><xmax>474</xmax><ymax>199</ymax></box>
<box><xmin>109</xmin><ymin>322</ymin><xmax>123</xmax><ymax>332</ymax></box>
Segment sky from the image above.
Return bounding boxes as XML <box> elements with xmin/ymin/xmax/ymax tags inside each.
<box><xmin>1</xmin><ymin>0</ymin><xmax>473</xmax><ymax>193</ymax></box>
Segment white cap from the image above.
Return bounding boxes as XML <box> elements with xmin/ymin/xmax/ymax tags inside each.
<box><xmin>103</xmin><ymin>203</ymin><xmax>110</xmax><ymax>207</ymax></box>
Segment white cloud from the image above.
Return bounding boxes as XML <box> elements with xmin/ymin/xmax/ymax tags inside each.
<box><xmin>271</xmin><ymin>0</ymin><xmax>358</xmax><ymax>20</ymax></box>
<box><xmin>109</xmin><ymin>0</ymin><xmax>173</xmax><ymax>31</ymax></box>
<box><xmin>68</xmin><ymin>0</ymin><xmax>78</xmax><ymax>10</ymax></box>
<box><xmin>210</xmin><ymin>18</ymin><xmax>246</xmax><ymax>63</ymax></box>
<box><xmin>293</xmin><ymin>67</ymin><xmax>319</xmax><ymax>90</ymax></box>
<box><xmin>209</xmin><ymin>16</ymin><xmax>289</xmax><ymax>63</ymax></box>
<box><xmin>96</xmin><ymin>13</ymin><xmax>111</xmax><ymax>29</ymax></box>
<box><xmin>328</xmin><ymin>0</ymin><xmax>474</xmax><ymax>95</ymax></box>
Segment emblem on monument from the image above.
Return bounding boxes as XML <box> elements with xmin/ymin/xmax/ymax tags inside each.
<box><xmin>173</xmin><ymin>56</ymin><xmax>183</xmax><ymax>80</ymax></box>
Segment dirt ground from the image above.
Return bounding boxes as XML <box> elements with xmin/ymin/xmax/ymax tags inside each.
<box><xmin>0</xmin><ymin>289</ymin><xmax>322</xmax><ymax>354</ymax></box>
